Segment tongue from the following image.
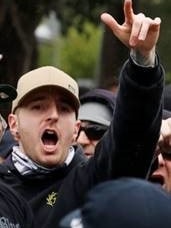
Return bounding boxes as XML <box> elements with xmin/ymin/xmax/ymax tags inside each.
<box><xmin>43</xmin><ymin>139</ymin><xmax>56</xmax><ymax>145</ymax></box>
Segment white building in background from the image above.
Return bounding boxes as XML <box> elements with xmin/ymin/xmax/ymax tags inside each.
<box><xmin>35</xmin><ymin>11</ymin><xmax>60</xmax><ymax>43</ymax></box>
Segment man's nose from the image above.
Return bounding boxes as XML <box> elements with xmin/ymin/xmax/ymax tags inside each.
<box><xmin>77</xmin><ymin>130</ymin><xmax>90</xmax><ymax>145</ymax></box>
<box><xmin>158</xmin><ymin>153</ymin><xmax>165</xmax><ymax>166</ymax></box>
<box><xmin>46</xmin><ymin>105</ymin><xmax>59</xmax><ymax>122</ymax></box>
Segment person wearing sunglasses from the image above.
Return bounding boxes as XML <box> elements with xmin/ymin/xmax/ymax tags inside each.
<box><xmin>150</xmin><ymin>117</ymin><xmax>171</xmax><ymax>193</ymax></box>
<box><xmin>77</xmin><ymin>88</ymin><xmax>116</xmax><ymax>158</ymax></box>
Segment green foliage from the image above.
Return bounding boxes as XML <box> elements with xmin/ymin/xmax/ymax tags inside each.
<box><xmin>165</xmin><ymin>72</ymin><xmax>171</xmax><ymax>85</ymax></box>
<box><xmin>38</xmin><ymin>42</ymin><xmax>56</xmax><ymax>66</ymax></box>
<box><xmin>140</xmin><ymin>0</ymin><xmax>171</xmax><ymax>83</ymax></box>
<box><xmin>37</xmin><ymin>0</ymin><xmax>171</xmax><ymax>83</ymax></box>
<box><xmin>38</xmin><ymin>22</ymin><xmax>102</xmax><ymax>80</ymax></box>
<box><xmin>58</xmin><ymin>23</ymin><xmax>102</xmax><ymax>79</ymax></box>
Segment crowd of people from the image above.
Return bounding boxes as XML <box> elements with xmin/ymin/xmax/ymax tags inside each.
<box><xmin>1</xmin><ymin>0</ymin><xmax>171</xmax><ymax>227</ymax></box>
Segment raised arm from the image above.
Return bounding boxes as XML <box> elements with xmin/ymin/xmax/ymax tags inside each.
<box><xmin>89</xmin><ymin>0</ymin><xmax>164</xmax><ymax>179</ymax></box>
<box><xmin>101</xmin><ymin>0</ymin><xmax>161</xmax><ymax>66</ymax></box>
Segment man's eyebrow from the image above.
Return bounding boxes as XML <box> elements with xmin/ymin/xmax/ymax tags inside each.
<box><xmin>27</xmin><ymin>95</ymin><xmax>47</xmax><ymax>103</ymax></box>
<box><xmin>58</xmin><ymin>97</ymin><xmax>72</xmax><ymax>105</ymax></box>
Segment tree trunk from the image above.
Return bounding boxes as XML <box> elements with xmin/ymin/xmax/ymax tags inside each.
<box><xmin>0</xmin><ymin>0</ymin><xmax>38</xmax><ymax>119</ymax></box>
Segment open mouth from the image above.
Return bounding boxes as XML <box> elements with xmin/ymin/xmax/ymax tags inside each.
<box><xmin>149</xmin><ymin>174</ymin><xmax>164</xmax><ymax>186</ymax></box>
<box><xmin>84</xmin><ymin>151</ymin><xmax>93</xmax><ymax>158</ymax></box>
<box><xmin>41</xmin><ymin>130</ymin><xmax>58</xmax><ymax>146</ymax></box>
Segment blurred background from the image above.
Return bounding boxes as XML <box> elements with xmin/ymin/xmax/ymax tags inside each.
<box><xmin>0</xmin><ymin>0</ymin><xmax>170</xmax><ymax>117</ymax></box>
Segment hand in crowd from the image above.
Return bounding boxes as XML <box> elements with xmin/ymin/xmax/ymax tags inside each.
<box><xmin>100</xmin><ymin>0</ymin><xmax>161</xmax><ymax>58</ymax></box>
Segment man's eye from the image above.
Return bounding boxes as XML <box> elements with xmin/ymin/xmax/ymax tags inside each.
<box><xmin>33</xmin><ymin>105</ymin><xmax>41</xmax><ymax>109</ymax></box>
<box><xmin>59</xmin><ymin>104</ymin><xmax>72</xmax><ymax>113</ymax></box>
<box><xmin>30</xmin><ymin>103</ymin><xmax>43</xmax><ymax>110</ymax></box>
<box><xmin>32</xmin><ymin>105</ymin><xmax>41</xmax><ymax>110</ymax></box>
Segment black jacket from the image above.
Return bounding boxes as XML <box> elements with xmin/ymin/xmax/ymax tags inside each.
<box><xmin>0</xmin><ymin>181</ymin><xmax>34</xmax><ymax>228</ymax></box>
<box><xmin>0</xmin><ymin>56</ymin><xmax>164</xmax><ymax>227</ymax></box>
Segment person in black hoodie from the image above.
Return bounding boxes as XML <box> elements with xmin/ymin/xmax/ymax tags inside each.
<box><xmin>0</xmin><ymin>181</ymin><xmax>34</xmax><ymax>228</ymax></box>
<box><xmin>0</xmin><ymin>0</ymin><xmax>163</xmax><ymax>227</ymax></box>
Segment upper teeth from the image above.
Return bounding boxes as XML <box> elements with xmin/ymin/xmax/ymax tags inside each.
<box><xmin>46</xmin><ymin>130</ymin><xmax>54</xmax><ymax>134</ymax></box>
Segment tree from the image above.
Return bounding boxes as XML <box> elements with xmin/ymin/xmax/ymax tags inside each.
<box><xmin>0</xmin><ymin>0</ymin><xmax>54</xmax><ymax>86</ymax></box>
<box><xmin>0</xmin><ymin>0</ymin><xmax>56</xmax><ymax>116</ymax></box>
<box><xmin>0</xmin><ymin>0</ymin><xmax>134</xmax><ymax>85</ymax></box>
<box><xmin>1</xmin><ymin>0</ymin><xmax>170</xmax><ymax>116</ymax></box>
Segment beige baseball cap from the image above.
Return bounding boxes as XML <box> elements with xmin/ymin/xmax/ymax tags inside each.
<box><xmin>12</xmin><ymin>66</ymin><xmax>80</xmax><ymax>114</ymax></box>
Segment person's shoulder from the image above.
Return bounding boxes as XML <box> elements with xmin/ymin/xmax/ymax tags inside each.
<box><xmin>73</xmin><ymin>145</ymin><xmax>88</xmax><ymax>164</ymax></box>
<box><xmin>0</xmin><ymin>181</ymin><xmax>34</xmax><ymax>227</ymax></box>
<box><xmin>0</xmin><ymin>129</ymin><xmax>17</xmax><ymax>159</ymax></box>
<box><xmin>0</xmin><ymin>180</ymin><xmax>22</xmax><ymax>204</ymax></box>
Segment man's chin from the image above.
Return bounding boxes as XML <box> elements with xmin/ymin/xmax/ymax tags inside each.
<box><xmin>38</xmin><ymin>158</ymin><xmax>59</xmax><ymax>169</ymax></box>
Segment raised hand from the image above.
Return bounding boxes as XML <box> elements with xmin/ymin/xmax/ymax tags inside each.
<box><xmin>100</xmin><ymin>0</ymin><xmax>161</xmax><ymax>58</ymax></box>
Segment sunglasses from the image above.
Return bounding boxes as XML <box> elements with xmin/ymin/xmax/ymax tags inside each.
<box><xmin>77</xmin><ymin>124</ymin><xmax>108</xmax><ymax>141</ymax></box>
<box><xmin>161</xmin><ymin>150</ymin><xmax>171</xmax><ymax>160</ymax></box>
<box><xmin>156</xmin><ymin>145</ymin><xmax>171</xmax><ymax>160</ymax></box>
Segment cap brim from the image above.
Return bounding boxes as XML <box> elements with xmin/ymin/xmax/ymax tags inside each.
<box><xmin>13</xmin><ymin>85</ymin><xmax>79</xmax><ymax>114</ymax></box>
<box><xmin>59</xmin><ymin>209</ymin><xmax>82</xmax><ymax>228</ymax></box>
<box><xmin>0</xmin><ymin>84</ymin><xmax>17</xmax><ymax>102</ymax></box>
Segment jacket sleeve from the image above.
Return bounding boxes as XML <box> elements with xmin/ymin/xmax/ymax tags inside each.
<box><xmin>91</xmin><ymin>54</ymin><xmax>164</xmax><ymax>179</ymax></box>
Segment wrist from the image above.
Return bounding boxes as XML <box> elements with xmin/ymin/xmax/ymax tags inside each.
<box><xmin>130</xmin><ymin>48</ymin><xmax>156</xmax><ymax>67</ymax></box>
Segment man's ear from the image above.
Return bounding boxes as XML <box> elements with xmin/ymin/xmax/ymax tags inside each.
<box><xmin>72</xmin><ymin>120</ymin><xmax>81</xmax><ymax>143</ymax></box>
<box><xmin>8</xmin><ymin>113</ymin><xmax>20</xmax><ymax>140</ymax></box>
